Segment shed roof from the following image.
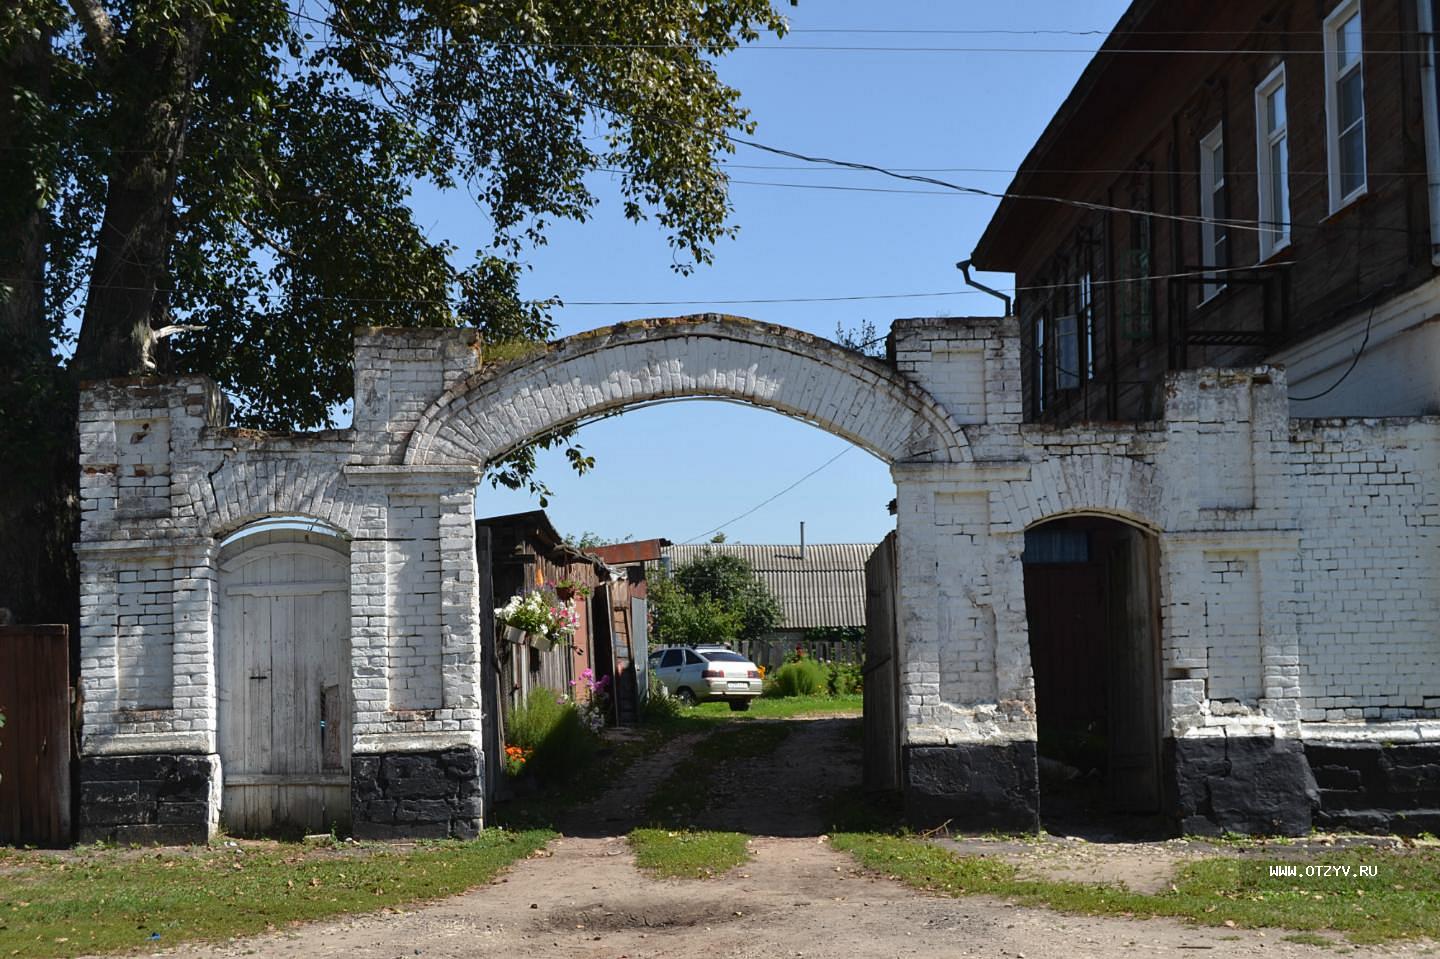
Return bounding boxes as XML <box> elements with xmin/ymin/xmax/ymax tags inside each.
<box><xmin>659</xmin><ymin>543</ymin><xmax>876</xmax><ymax>630</ymax></box>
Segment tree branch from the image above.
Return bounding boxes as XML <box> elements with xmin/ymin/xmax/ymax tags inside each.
<box><xmin>151</xmin><ymin>323</ymin><xmax>206</xmax><ymax>340</ymax></box>
<box><xmin>67</xmin><ymin>0</ymin><xmax>119</xmax><ymax>57</ymax></box>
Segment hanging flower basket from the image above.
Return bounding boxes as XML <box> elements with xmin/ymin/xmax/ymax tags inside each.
<box><xmin>495</xmin><ymin>588</ymin><xmax>579</xmax><ymax>651</ymax></box>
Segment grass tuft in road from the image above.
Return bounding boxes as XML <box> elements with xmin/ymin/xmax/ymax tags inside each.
<box><xmin>0</xmin><ymin>829</ymin><xmax>553</xmax><ymax>958</ymax></box>
<box><xmin>628</xmin><ymin>828</ymin><xmax>750</xmax><ymax>878</ymax></box>
<box><xmin>830</xmin><ymin>832</ymin><xmax>1440</xmax><ymax>944</ymax></box>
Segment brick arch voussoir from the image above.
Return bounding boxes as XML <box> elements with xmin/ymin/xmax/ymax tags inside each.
<box><xmin>403</xmin><ymin>318</ymin><xmax>970</xmax><ymax>468</ymax></box>
<box><xmin>1006</xmin><ymin>453</ymin><xmax>1166</xmax><ymax>534</ymax></box>
<box><xmin>190</xmin><ymin>457</ymin><xmax>362</xmax><ymax>541</ymax></box>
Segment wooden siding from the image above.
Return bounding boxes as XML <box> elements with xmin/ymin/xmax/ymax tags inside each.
<box><xmin>978</xmin><ymin>0</ymin><xmax>1436</xmax><ymax>425</ymax></box>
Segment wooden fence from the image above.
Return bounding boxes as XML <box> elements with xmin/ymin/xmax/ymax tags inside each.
<box><xmin>0</xmin><ymin>625</ymin><xmax>72</xmax><ymax>846</ymax></box>
<box><xmin>737</xmin><ymin>634</ymin><xmax>864</xmax><ymax>671</ymax></box>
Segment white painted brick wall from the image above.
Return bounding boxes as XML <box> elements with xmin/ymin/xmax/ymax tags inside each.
<box><xmin>386</xmin><ymin>495</ymin><xmax>444</xmax><ymax>710</ymax></box>
<box><xmin>74</xmin><ymin>317</ymin><xmax>1440</xmax><ymax>772</ymax></box>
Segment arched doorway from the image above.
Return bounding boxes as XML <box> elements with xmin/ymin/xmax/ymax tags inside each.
<box><xmin>1022</xmin><ymin>514</ymin><xmax>1162</xmax><ymax>828</ymax></box>
<box><xmin>217</xmin><ymin>523</ymin><xmax>352</xmax><ymax>835</ymax></box>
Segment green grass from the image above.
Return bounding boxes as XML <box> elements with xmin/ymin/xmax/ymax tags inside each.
<box><xmin>683</xmin><ymin>693</ymin><xmax>862</xmax><ymax>721</ymax></box>
<box><xmin>628</xmin><ymin>828</ymin><xmax>750</xmax><ymax>878</ymax></box>
<box><xmin>0</xmin><ymin>830</ymin><xmax>553</xmax><ymax>958</ymax></box>
<box><xmin>830</xmin><ymin>832</ymin><xmax>1440</xmax><ymax>944</ymax></box>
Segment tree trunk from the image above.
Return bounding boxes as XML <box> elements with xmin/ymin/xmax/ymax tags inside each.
<box><xmin>73</xmin><ymin>19</ymin><xmax>208</xmax><ymax>379</ymax></box>
<box><xmin>0</xmin><ymin>29</ymin><xmax>79</xmax><ymax>634</ymax></box>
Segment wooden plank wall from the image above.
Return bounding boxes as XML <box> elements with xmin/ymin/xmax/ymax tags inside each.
<box><xmin>0</xmin><ymin>625</ymin><xmax>71</xmax><ymax>846</ymax></box>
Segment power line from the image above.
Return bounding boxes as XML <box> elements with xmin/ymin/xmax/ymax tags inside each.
<box><xmin>680</xmin><ymin>446</ymin><xmax>852</xmax><ymax>545</ymax></box>
<box><xmin>0</xmin><ymin>262</ymin><xmax>1291</xmax><ymax>308</ymax></box>
<box><xmin>276</xmin><ymin>7</ymin><xmax>1409</xmax><ymax>240</ymax></box>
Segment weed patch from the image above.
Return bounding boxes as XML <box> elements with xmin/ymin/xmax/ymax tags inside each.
<box><xmin>830</xmin><ymin>832</ymin><xmax>1440</xmax><ymax>944</ymax></box>
<box><xmin>0</xmin><ymin>830</ymin><xmax>553</xmax><ymax>958</ymax></box>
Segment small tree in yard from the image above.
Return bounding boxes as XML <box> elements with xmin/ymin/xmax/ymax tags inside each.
<box><xmin>674</xmin><ymin>552</ymin><xmax>781</xmax><ymax>643</ymax></box>
<box><xmin>649</xmin><ymin>553</ymin><xmax>780</xmax><ymax>647</ymax></box>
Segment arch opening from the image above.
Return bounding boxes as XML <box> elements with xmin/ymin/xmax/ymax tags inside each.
<box><xmin>1022</xmin><ymin>514</ymin><xmax>1164</xmax><ymax>836</ymax></box>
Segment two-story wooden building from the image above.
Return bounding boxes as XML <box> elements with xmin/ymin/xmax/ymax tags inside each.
<box><xmin>972</xmin><ymin>0</ymin><xmax>1440</xmax><ymax>422</ymax></box>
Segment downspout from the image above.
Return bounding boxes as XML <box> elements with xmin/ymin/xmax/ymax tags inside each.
<box><xmin>956</xmin><ymin>259</ymin><xmax>1013</xmax><ymax>316</ymax></box>
<box><xmin>1418</xmin><ymin>0</ymin><xmax>1440</xmax><ymax>265</ymax></box>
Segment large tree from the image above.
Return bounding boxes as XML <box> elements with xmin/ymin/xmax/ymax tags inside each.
<box><xmin>0</xmin><ymin>0</ymin><xmax>788</xmax><ymax>627</ymax></box>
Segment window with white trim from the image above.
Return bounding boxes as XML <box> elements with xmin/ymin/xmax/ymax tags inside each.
<box><xmin>1255</xmin><ymin>64</ymin><xmax>1290</xmax><ymax>258</ymax></box>
<box><xmin>1033</xmin><ymin>311</ymin><xmax>1047</xmax><ymax>413</ymax></box>
<box><xmin>1324</xmin><ymin>0</ymin><xmax>1366</xmax><ymax>210</ymax></box>
<box><xmin>1078</xmin><ymin>269</ymin><xmax>1095</xmax><ymax>380</ymax></box>
<box><xmin>1056</xmin><ymin>312</ymin><xmax>1080</xmax><ymax>390</ymax></box>
<box><xmin>1198</xmin><ymin>123</ymin><xmax>1228</xmax><ymax>301</ymax></box>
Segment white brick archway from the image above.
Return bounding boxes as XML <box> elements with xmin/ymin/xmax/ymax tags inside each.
<box><xmin>403</xmin><ymin>316</ymin><xmax>970</xmax><ymax>469</ymax></box>
<box><xmin>74</xmin><ymin>315</ymin><xmax>1440</xmax><ymax>842</ymax></box>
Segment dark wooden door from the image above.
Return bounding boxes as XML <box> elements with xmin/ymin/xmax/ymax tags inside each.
<box><xmin>1106</xmin><ymin>529</ymin><xmax>1162</xmax><ymax>812</ymax></box>
<box><xmin>1023</xmin><ymin>564</ymin><xmax>1107</xmax><ymax>726</ymax></box>
<box><xmin>0</xmin><ymin>625</ymin><xmax>71</xmax><ymax>846</ymax></box>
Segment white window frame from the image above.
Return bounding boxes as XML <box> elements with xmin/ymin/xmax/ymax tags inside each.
<box><xmin>1055</xmin><ymin>313</ymin><xmax>1080</xmax><ymax>390</ymax></box>
<box><xmin>1324</xmin><ymin>0</ymin><xmax>1367</xmax><ymax>212</ymax></box>
<box><xmin>1254</xmin><ymin>63</ymin><xmax>1290</xmax><ymax>259</ymax></box>
<box><xmin>1078</xmin><ymin>270</ymin><xmax>1096</xmax><ymax>380</ymax></box>
<box><xmin>1033</xmin><ymin>312</ymin><xmax>1047</xmax><ymax>413</ymax></box>
<box><xmin>1198</xmin><ymin>123</ymin><xmax>1227</xmax><ymax>302</ymax></box>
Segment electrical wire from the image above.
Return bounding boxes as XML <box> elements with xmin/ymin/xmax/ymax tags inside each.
<box><xmin>679</xmin><ymin>446</ymin><xmax>852</xmax><ymax>544</ymax></box>
<box><xmin>1288</xmin><ymin>300</ymin><xmax>1382</xmax><ymax>402</ymax></box>
<box><xmin>0</xmin><ymin>262</ymin><xmax>1291</xmax><ymax>308</ymax></box>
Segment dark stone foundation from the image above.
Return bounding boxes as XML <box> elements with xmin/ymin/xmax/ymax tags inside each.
<box><xmin>351</xmin><ymin>748</ymin><xmax>483</xmax><ymax>839</ymax></box>
<box><xmin>1166</xmin><ymin>736</ymin><xmax>1318</xmax><ymax>836</ymax></box>
<box><xmin>1305</xmin><ymin>741</ymin><xmax>1440</xmax><ymax>834</ymax></box>
<box><xmin>903</xmin><ymin>741</ymin><xmax>1040</xmax><ymax>832</ymax></box>
<box><xmin>78</xmin><ymin>754</ymin><xmax>216</xmax><ymax>844</ymax></box>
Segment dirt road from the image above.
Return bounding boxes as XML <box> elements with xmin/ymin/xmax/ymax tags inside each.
<box><xmin>148</xmin><ymin>716</ymin><xmax>1431</xmax><ymax>959</ymax></box>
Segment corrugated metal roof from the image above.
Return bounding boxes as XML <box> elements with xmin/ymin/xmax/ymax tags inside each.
<box><xmin>659</xmin><ymin>543</ymin><xmax>877</xmax><ymax>629</ymax></box>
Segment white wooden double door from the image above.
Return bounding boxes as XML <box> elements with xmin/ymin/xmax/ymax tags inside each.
<box><xmin>218</xmin><ymin>533</ymin><xmax>351</xmax><ymax>835</ymax></box>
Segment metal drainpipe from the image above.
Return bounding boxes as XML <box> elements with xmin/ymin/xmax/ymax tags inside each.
<box><xmin>1418</xmin><ymin>0</ymin><xmax>1440</xmax><ymax>265</ymax></box>
<box><xmin>955</xmin><ymin>259</ymin><xmax>1013</xmax><ymax>316</ymax></box>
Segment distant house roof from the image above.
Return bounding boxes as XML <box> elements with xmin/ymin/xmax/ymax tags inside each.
<box><xmin>659</xmin><ymin>543</ymin><xmax>876</xmax><ymax>630</ymax></box>
<box><xmin>587</xmin><ymin>538</ymin><xmax>671</xmax><ymax>566</ymax></box>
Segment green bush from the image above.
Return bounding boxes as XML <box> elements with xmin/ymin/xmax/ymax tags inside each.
<box><xmin>506</xmin><ymin>688</ymin><xmax>568</xmax><ymax>751</ymax></box>
<box><xmin>526</xmin><ymin>706</ymin><xmax>599</xmax><ymax>782</ymax></box>
<box><xmin>767</xmin><ymin>658</ymin><xmax>828</xmax><ymax>697</ymax></box>
<box><xmin>827</xmin><ymin>660</ymin><xmax>864</xmax><ymax>696</ymax></box>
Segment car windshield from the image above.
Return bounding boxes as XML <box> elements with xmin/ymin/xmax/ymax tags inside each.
<box><xmin>701</xmin><ymin>651</ymin><xmax>748</xmax><ymax>662</ymax></box>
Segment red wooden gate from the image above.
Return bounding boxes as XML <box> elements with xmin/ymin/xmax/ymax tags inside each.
<box><xmin>0</xmin><ymin>625</ymin><xmax>72</xmax><ymax>846</ymax></box>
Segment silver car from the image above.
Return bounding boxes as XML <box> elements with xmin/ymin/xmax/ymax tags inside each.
<box><xmin>648</xmin><ymin>645</ymin><xmax>763</xmax><ymax>710</ymax></box>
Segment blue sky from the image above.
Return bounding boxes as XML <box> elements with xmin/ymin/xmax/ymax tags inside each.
<box><xmin>410</xmin><ymin>1</ymin><xmax>1131</xmax><ymax>547</ymax></box>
